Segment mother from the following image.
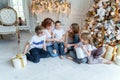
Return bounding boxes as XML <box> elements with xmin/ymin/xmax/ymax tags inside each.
<box><xmin>65</xmin><ymin>23</ymin><xmax>80</xmax><ymax>59</ymax></box>
<box><xmin>41</xmin><ymin>18</ymin><xmax>59</xmax><ymax>57</ymax></box>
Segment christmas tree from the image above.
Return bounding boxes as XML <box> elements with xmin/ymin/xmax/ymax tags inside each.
<box><xmin>84</xmin><ymin>0</ymin><xmax>120</xmax><ymax>47</ymax></box>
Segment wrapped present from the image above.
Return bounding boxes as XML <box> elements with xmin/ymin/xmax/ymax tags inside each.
<box><xmin>105</xmin><ymin>46</ymin><xmax>114</xmax><ymax>60</ymax></box>
<box><xmin>112</xmin><ymin>46</ymin><xmax>117</xmax><ymax>61</ymax></box>
<box><xmin>117</xmin><ymin>45</ymin><xmax>120</xmax><ymax>56</ymax></box>
<box><xmin>115</xmin><ymin>56</ymin><xmax>120</xmax><ymax>66</ymax></box>
<box><xmin>75</xmin><ymin>47</ymin><xmax>85</xmax><ymax>59</ymax></box>
<box><xmin>11</xmin><ymin>54</ymin><xmax>27</xmax><ymax>69</ymax></box>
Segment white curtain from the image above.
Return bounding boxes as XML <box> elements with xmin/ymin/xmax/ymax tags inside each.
<box><xmin>8</xmin><ymin>0</ymin><xmax>13</xmax><ymax>7</ymax></box>
<box><xmin>22</xmin><ymin>0</ymin><xmax>31</xmax><ymax>31</ymax></box>
<box><xmin>8</xmin><ymin>0</ymin><xmax>31</xmax><ymax>31</ymax></box>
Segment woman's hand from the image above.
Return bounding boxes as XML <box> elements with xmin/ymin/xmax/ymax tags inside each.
<box><xmin>66</xmin><ymin>44</ymin><xmax>72</xmax><ymax>48</ymax></box>
<box><xmin>74</xmin><ymin>44</ymin><xmax>78</xmax><ymax>48</ymax></box>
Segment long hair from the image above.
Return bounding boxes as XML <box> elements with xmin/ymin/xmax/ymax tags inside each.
<box><xmin>68</xmin><ymin>23</ymin><xmax>80</xmax><ymax>40</ymax></box>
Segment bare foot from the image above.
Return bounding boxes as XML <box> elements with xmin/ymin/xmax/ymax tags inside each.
<box><xmin>103</xmin><ymin>61</ymin><xmax>112</xmax><ymax>64</ymax></box>
<box><xmin>59</xmin><ymin>55</ymin><xmax>64</xmax><ymax>60</ymax></box>
<box><xmin>53</xmin><ymin>50</ymin><xmax>57</xmax><ymax>54</ymax></box>
<box><xmin>67</xmin><ymin>56</ymin><xmax>73</xmax><ymax>60</ymax></box>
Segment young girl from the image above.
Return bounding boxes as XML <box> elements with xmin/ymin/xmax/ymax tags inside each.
<box><xmin>65</xmin><ymin>23</ymin><xmax>80</xmax><ymax>59</ymax></box>
<box><xmin>52</xmin><ymin>21</ymin><xmax>65</xmax><ymax>59</ymax></box>
<box><xmin>73</xmin><ymin>32</ymin><xmax>111</xmax><ymax>64</ymax></box>
<box><xmin>41</xmin><ymin>18</ymin><xmax>59</xmax><ymax>57</ymax></box>
<box><xmin>23</xmin><ymin>26</ymin><xmax>49</xmax><ymax>63</ymax></box>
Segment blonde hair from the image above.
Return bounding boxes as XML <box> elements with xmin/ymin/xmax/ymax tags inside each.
<box><xmin>81</xmin><ymin>32</ymin><xmax>93</xmax><ymax>45</ymax></box>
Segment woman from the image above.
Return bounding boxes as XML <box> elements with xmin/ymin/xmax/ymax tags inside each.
<box><xmin>41</xmin><ymin>18</ymin><xmax>59</xmax><ymax>57</ymax></box>
<box><xmin>65</xmin><ymin>23</ymin><xmax>80</xmax><ymax>59</ymax></box>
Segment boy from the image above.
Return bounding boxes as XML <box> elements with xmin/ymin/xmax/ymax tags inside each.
<box><xmin>23</xmin><ymin>26</ymin><xmax>49</xmax><ymax>63</ymax></box>
<box><xmin>52</xmin><ymin>21</ymin><xmax>65</xmax><ymax>59</ymax></box>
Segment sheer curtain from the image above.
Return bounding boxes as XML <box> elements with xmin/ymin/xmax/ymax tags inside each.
<box><xmin>8</xmin><ymin>0</ymin><xmax>13</xmax><ymax>7</ymax></box>
<box><xmin>22</xmin><ymin>0</ymin><xmax>30</xmax><ymax>31</ymax></box>
<box><xmin>8</xmin><ymin>0</ymin><xmax>31</xmax><ymax>31</ymax></box>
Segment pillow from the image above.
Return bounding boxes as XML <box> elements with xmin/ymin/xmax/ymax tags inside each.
<box><xmin>105</xmin><ymin>46</ymin><xmax>114</xmax><ymax>61</ymax></box>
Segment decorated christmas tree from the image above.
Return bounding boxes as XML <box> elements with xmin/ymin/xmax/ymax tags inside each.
<box><xmin>84</xmin><ymin>0</ymin><xmax>120</xmax><ymax>47</ymax></box>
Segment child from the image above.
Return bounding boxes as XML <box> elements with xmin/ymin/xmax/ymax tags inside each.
<box><xmin>73</xmin><ymin>32</ymin><xmax>111</xmax><ymax>64</ymax></box>
<box><xmin>52</xmin><ymin>21</ymin><xmax>65</xmax><ymax>59</ymax></box>
<box><xmin>23</xmin><ymin>26</ymin><xmax>49</xmax><ymax>63</ymax></box>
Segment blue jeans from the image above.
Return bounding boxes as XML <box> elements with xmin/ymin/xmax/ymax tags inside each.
<box><xmin>73</xmin><ymin>57</ymin><xmax>88</xmax><ymax>64</ymax></box>
<box><xmin>47</xmin><ymin>45</ymin><xmax>59</xmax><ymax>57</ymax></box>
<box><xmin>26</xmin><ymin>48</ymin><xmax>50</xmax><ymax>63</ymax></box>
<box><xmin>53</xmin><ymin>42</ymin><xmax>65</xmax><ymax>56</ymax></box>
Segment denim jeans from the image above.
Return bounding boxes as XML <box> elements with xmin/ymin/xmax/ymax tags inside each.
<box><xmin>88</xmin><ymin>47</ymin><xmax>106</xmax><ymax>64</ymax></box>
<box><xmin>26</xmin><ymin>48</ymin><xmax>50</xmax><ymax>63</ymax></box>
<box><xmin>53</xmin><ymin>42</ymin><xmax>65</xmax><ymax>56</ymax></box>
<box><xmin>47</xmin><ymin>45</ymin><xmax>59</xmax><ymax>57</ymax></box>
<box><xmin>73</xmin><ymin>57</ymin><xmax>88</xmax><ymax>64</ymax></box>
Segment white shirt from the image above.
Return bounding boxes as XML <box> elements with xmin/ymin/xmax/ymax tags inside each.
<box><xmin>29</xmin><ymin>35</ymin><xmax>46</xmax><ymax>49</ymax></box>
<box><xmin>78</xmin><ymin>42</ymin><xmax>96</xmax><ymax>57</ymax></box>
<box><xmin>53</xmin><ymin>28</ymin><xmax>65</xmax><ymax>39</ymax></box>
<box><xmin>45</xmin><ymin>29</ymin><xmax>52</xmax><ymax>46</ymax></box>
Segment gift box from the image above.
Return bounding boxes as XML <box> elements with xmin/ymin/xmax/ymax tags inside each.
<box><xmin>117</xmin><ymin>45</ymin><xmax>120</xmax><ymax>56</ymax></box>
<box><xmin>11</xmin><ymin>54</ymin><xmax>27</xmax><ymax>69</ymax></box>
<box><xmin>115</xmin><ymin>56</ymin><xmax>120</xmax><ymax>66</ymax></box>
<box><xmin>75</xmin><ymin>47</ymin><xmax>85</xmax><ymax>59</ymax></box>
<box><xmin>112</xmin><ymin>46</ymin><xmax>117</xmax><ymax>61</ymax></box>
<box><xmin>105</xmin><ymin>46</ymin><xmax>114</xmax><ymax>60</ymax></box>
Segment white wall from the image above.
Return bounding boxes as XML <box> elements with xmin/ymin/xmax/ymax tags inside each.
<box><xmin>28</xmin><ymin>0</ymin><xmax>93</xmax><ymax>31</ymax></box>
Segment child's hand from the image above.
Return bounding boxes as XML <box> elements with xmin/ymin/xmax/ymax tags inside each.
<box><xmin>64</xmin><ymin>48</ymin><xmax>67</xmax><ymax>53</ymax></box>
<box><xmin>82</xmin><ymin>45</ymin><xmax>86</xmax><ymax>50</ymax></box>
<box><xmin>60</xmin><ymin>39</ymin><xmax>64</xmax><ymax>42</ymax></box>
<box><xmin>43</xmin><ymin>48</ymin><xmax>47</xmax><ymax>51</ymax></box>
<box><xmin>74</xmin><ymin>44</ymin><xmax>78</xmax><ymax>48</ymax></box>
<box><xmin>22</xmin><ymin>51</ymin><xmax>26</xmax><ymax>55</ymax></box>
<box><xmin>54</xmin><ymin>38</ymin><xmax>60</xmax><ymax>42</ymax></box>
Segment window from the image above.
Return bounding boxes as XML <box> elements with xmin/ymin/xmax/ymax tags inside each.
<box><xmin>11</xmin><ymin>0</ymin><xmax>25</xmax><ymax>20</ymax></box>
